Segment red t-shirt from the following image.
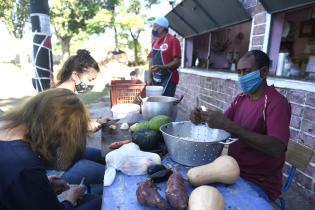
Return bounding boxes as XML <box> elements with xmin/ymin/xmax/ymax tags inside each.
<box><xmin>149</xmin><ymin>34</ymin><xmax>181</xmax><ymax>84</ymax></box>
<box><xmin>225</xmin><ymin>85</ymin><xmax>291</xmax><ymax>201</ymax></box>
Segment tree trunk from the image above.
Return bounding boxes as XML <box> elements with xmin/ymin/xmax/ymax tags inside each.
<box><xmin>17</xmin><ymin>38</ymin><xmax>28</xmax><ymax>71</ymax></box>
<box><xmin>130</xmin><ymin>30</ymin><xmax>141</xmax><ymax>66</ymax></box>
<box><xmin>133</xmin><ymin>38</ymin><xmax>139</xmax><ymax>66</ymax></box>
<box><xmin>61</xmin><ymin>36</ymin><xmax>71</xmax><ymax>61</ymax></box>
<box><xmin>114</xmin><ymin>26</ymin><xmax>118</xmax><ymax>50</ymax></box>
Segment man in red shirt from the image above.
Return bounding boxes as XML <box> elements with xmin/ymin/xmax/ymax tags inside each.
<box><xmin>191</xmin><ymin>50</ymin><xmax>291</xmax><ymax>201</ymax></box>
<box><xmin>147</xmin><ymin>17</ymin><xmax>181</xmax><ymax>97</ymax></box>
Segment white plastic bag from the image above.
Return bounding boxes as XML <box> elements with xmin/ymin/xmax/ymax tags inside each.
<box><xmin>103</xmin><ymin>143</ymin><xmax>161</xmax><ymax>186</ymax></box>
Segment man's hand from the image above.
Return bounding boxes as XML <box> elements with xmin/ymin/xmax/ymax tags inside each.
<box><xmin>88</xmin><ymin>119</ymin><xmax>102</xmax><ymax>133</ymax></box>
<box><xmin>190</xmin><ymin>108</ymin><xmax>204</xmax><ymax>125</ymax></box>
<box><xmin>149</xmin><ymin>65</ymin><xmax>162</xmax><ymax>72</ymax></box>
<box><xmin>146</xmin><ymin>78</ymin><xmax>153</xmax><ymax>85</ymax></box>
<box><xmin>48</xmin><ymin>176</ymin><xmax>70</xmax><ymax>195</ymax></box>
<box><xmin>203</xmin><ymin>110</ymin><xmax>231</xmax><ymax>130</ymax></box>
<box><xmin>190</xmin><ymin>108</ymin><xmax>231</xmax><ymax>130</ymax></box>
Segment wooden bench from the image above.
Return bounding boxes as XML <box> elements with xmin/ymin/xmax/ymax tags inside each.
<box><xmin>275</xmin><ymin>140</ymin><xmax>314</xmax><ymax>210</ymax></box>
<box><xmin>286</xmin><ymin>140</ymin><xmax>313</xmax><ymax>171</ymax></box>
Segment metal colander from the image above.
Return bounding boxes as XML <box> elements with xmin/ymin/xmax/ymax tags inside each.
<box><xmin>160</xmin><ymin>121</ymin><xmax>237</xmax><ymax>166</ymax></box>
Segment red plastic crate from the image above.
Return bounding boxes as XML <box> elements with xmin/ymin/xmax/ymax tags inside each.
<box><xmin>110</xmin><ymin>80</ymin><xmax>146</xmax><ymax>107</ymax></box>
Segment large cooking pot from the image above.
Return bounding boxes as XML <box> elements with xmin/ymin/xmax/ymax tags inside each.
<box><xmin>160</xmin><ymin>121</ymin><xmax>237</xmax><ymax>166</ymax></box>
<box><xmin>140</xmin><ymin>95</ymin><xmax>183</xmax><ymax>121</ymax></box>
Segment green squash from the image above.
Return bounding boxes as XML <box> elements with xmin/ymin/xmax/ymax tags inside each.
<box><xmin>148</xmin><ymin>115</ymin><xmax>172</xmax><ymax>132</ymax></box>
<box><xmin>132</xmin><ymin>128</ymin><xmax>162</xmax><ymax>151</ymax></box>
<box><xmin>129</xmin><ymin>121</ymin><xmax>149</xmax><ymax>132</ymax></box>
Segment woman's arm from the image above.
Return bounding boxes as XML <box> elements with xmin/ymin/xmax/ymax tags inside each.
<box><xmin>3</xmin><ymin>168</ymin><xmax>76</xmax><ymax>210</ymax></box>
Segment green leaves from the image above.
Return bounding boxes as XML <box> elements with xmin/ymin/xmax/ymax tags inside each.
<box><xmin>86</xmin><ymin>9</ymin><xmax>112</xmax><ymax>34</ymax></box>
<box><xmin>0</xmin><ymin>0</ymin><xmax>29</xmax><ymax>39</ymax></box>
<box><xmin>50</xmin><ymin>0</ymin><xmax>103</xmax><ymax>57</ymax></box>
<box><xmin>51</xmin><ymin>0</ymin><xmax>101</xmax><ymax>39</ymax></box>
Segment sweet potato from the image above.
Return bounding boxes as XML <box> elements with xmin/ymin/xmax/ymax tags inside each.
<box><xmin>108</xmin><ymin>140</ymin><xmax>131</xmax><ymax>149</ymax></box>
<box><xmin>165</xmin><ymin>173</ymin><xmax>188</xmax><ymax>210</ymax></box>
<box><xmin>136</xmin><ymin>180</ymin><xmax>170</xmax><ymax>210</ymax></box>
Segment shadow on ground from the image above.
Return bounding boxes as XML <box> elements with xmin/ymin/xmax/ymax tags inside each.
<box><xmin>79</xmin><ymin>85</ymin><xmax>109</xmax><ymax>104</ymax></box>
<box><xmin>0</xmin><ymin>96</ymin><xmax>31</xmax><ymax>114</ymax></box>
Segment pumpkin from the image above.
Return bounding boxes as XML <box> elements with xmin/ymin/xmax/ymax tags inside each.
<box><xmin>189</xmin><ymin>186</ymin><xmax>224</xmax><ymax>210</ymax></box>
<box><xmin>187</xmin><ymin>155</ymin><xmax>240</xmax><ymax>186</ymax></box>
<box><xmin>132</xmin><ymin>128</ymin><xmax>162</xmax><ymax>151</ymax></box>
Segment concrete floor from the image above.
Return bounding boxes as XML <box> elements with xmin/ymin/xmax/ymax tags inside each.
<box><xmin>87</xmin><ymin>100</ymin><xmax>315</xmax><ymax>210</ymax></box>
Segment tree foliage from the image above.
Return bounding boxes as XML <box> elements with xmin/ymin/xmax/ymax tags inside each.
<box><xmin>0</xmin><ymin>0</ymin><xmax>29</xmax><ymax>39</ymax></box>
<box><xmin>50</xmin><ymin>0</ymin><xmax>104</xmax><ymax>58</ymax></box>
<box><xmin>87</xmin><ymin>0</ymin><xmax>159</xmax><ymax>65</ymax></box>
<box><xmin>117</xmin><ymin>0</ymin><xmax>145</xmax><ymax>65</ymax></box>
<box><xmin>0</xmin><ymin>0</ymin><xmax>12</xmax><ymax>18</ymax></box>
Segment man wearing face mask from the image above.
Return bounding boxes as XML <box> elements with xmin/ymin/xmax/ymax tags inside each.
<box><xmin>191</xmin><ymin>50</ymin><xmax>291</xmax><ymax>202</ymax></box>
<box><xmin>147</xmin><ymin>16</ymin><xmax>181</xmax><ymax>97</ymax></box>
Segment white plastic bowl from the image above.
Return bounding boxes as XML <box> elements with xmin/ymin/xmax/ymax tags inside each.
<box><xmin>111</xmin><ymin>103</ymin><xmax>140</xmax><ymax>119</ymax></box>
<box><xmin>146</xmin><ymin>86</ymin><xmax>163</xmax><ymax>97</ymax></box>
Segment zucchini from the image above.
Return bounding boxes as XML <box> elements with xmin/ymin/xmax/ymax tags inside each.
<box><xmin>149</xmin><ymin>169</ymin><xmax>173</xmax><ymax>183</ymax></box>
<box><xmin>147</xmin><ymin>164</ymin><xmax>167</xmax><ymax>175</ymax></box>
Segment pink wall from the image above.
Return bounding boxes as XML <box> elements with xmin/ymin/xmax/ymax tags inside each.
<box><xmin>269</xmin><ymin>13</ymin><xmax>285</xmax><ymax>74</ymax></box>
<box><xmin>185</xmin><ymin>38</ymin><xmax>193</xmax><ymax>67</ymax></box>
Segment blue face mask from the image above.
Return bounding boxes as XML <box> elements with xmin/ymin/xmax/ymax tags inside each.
<box><xmin>238</xmin><ymin>69</ymin><xmax>263</xmax><ymax>94</ymax></box>
<box><xmin>152</xmin><ymin>29</ymin><xmax>159</xmax><ymax>37</ymax></box>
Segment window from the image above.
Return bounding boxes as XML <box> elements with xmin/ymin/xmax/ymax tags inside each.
<box><xmin>268</xmin><ymin>5</ymin><xmax>315</xmax><ymax>80</ymax></box>
<box><xmin>184</xmin><ymin>21</ymin><xmax>251</xmax><ymax>71</ymax></box>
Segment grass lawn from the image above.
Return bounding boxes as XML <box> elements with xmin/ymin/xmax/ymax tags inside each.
<box><xmin>78</xmin><ymin>84</ymin><xmax>109</xmax><ymax>104</ymax></box>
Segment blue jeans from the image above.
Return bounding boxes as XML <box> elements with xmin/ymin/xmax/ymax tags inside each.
<box><xmin>62</xmin><ymin>147</ymin><xmax>105</xmax><ymax>192</ymax></box>
<box><xmin>83</xmin><ymin>147</ymin><xmax>105</xmax><ymax>165</ymax></box>
<box><xmin>48</xmin><ymin>147</ymin><xmax>105</xmax><ymax>195</ymax></box>
<box><xmin>245</xmin><ymin>180</ymin><xmax>271</xmax><ymax>202</ymax></box>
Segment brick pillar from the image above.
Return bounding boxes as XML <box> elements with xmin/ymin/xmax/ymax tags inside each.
<box><xmin>239</xmin><ymin>0</ymin><xmax>271</xmax><ymax>52</ymax></box>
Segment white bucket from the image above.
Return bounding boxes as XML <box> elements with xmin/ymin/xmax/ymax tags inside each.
<box><xmin>146</xmin><ymin>86</ymin><xmax>163</xmax><ymax>97</ymax></box>
<box><xmin>111</xmin><ymin>103</ymin><xmax>140</xmax><ymax>119</ymax></box>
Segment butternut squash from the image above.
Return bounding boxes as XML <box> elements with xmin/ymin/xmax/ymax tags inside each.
<box><xmin>189</xmin><ymin>185</ymin><xmax>224</xmax><ymax>210</ymax></box>
<box><xmin>187</xmin><ymin>155</ymin><xmax>240</xmax><ymax>186</ymax></box>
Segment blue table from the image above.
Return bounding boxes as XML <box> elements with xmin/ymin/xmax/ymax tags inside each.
<box><xmin>102</xmin><ymin>155</ymin><xmax>274</xmax><ymax>210</ymax></box>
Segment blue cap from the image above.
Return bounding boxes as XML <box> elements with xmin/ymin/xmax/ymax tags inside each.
<box><xmin>153</xmin><ymin>17</ymin><xmax>169</xmax><ymax>28</ymax></box>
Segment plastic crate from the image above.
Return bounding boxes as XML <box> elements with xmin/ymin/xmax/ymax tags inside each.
<box><xmin>110</xmin><ymin>80</ymin><xmax>146</xmax><ymax>107</ymax></box>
